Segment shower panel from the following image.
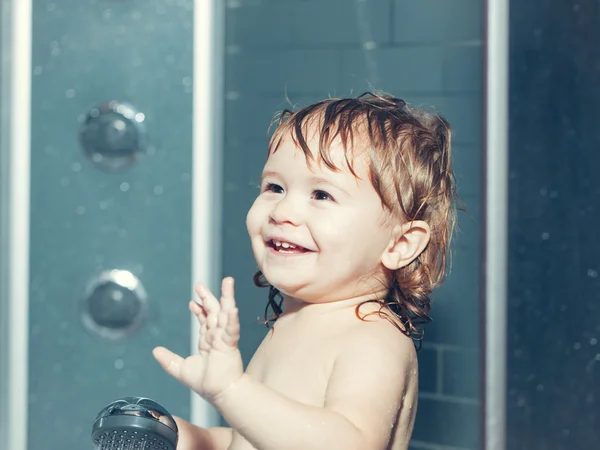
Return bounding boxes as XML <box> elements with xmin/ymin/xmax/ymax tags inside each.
<box><xmin>0</xmin><ymin>0</ymin><xmax>222</xmax><ymax>449</ymax></box>
<box><xmin>28</xmin><ymin>2</ymin><xmax>195</xmax><ymax>448</ymax></box>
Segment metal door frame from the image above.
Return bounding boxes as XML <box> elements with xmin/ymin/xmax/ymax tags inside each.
<box><xmin>483</xmin><ymin>0</ymin><xmax>510</xmax><ymax>449</ymax></box>
<box><xmin>191</xmin><ymin>0</ymin><xmax>225</xmax><ymax>428</ymax></box>
<box><xmin>0</xmin><ymin>1</ymin><xmax>32</xmax><ymax>449</ymax></box>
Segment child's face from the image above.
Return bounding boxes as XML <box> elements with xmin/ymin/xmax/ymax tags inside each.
<box><xmin>246</xmin><ymin>130</ymin><xmax>397</xmax><ymax>304</ymax></box>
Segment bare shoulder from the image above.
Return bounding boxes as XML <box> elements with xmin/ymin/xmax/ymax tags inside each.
<box><xmin>340</xmin><ymin>315</ymin><xmax>417</xmax><ymax>370</ymax></box>
<box><xmin>324</xmin><ymin>316</ymin><xmax>418</xmax><ymax>448</ymax></box>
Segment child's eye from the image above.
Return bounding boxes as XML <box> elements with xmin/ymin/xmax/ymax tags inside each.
<box><xmin>263</xmin><ymin>182</ymin><xmax>284</xmax><ymax>194</ymax></box>
<box><xmin>313</xmin><ymin>190</ymin><xmax>334</xmax><ymax>201</ymax></box>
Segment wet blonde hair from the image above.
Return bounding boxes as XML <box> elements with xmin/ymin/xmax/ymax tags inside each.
<box><xmin>253</xmin><ymin>92</ymin><xmax>457</xmax><ymax>341</ymax></box>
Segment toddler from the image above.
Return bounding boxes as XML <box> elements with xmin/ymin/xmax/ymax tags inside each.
<box><xmin>153</xmin><ymin>92</ymin><xmax>457</xmax><ymax>450</ymax></box>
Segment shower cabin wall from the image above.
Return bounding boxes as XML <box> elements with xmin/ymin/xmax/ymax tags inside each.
<box><xmin>222</xmin><ymin>1</ymin><xmax>483</xmax><ymax>449</ymax></box>
<box><xmin>26</xmin><ymin>1</ymin><xmax>195</xmax><ymax>449</ymax></box>
<box><xmin>507</xmin><ymin>1</ymin><xmax>600</xmax><ymax>447</ymax></box>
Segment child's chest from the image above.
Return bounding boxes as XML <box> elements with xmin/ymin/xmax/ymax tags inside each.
<box><xmin>244</xmin><ymin>325</ymin><xmax>339</xmax><ymax>406</ymax></box>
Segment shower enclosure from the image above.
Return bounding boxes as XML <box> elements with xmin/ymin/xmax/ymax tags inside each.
<box><xmin>0</xmin><ymin>0</ymin><xmax>525</xmax><ymax>449</ymax></box>
<box><xmin>1</xmin><ymin>0</ymin><xmax>224</xmax><ymax>448</ymax></box>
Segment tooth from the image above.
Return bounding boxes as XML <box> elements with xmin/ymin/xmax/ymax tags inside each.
<box><xmin>282</xmin><ymin>242</ymin><xmax>290</xmax><ymax>248</ymax></box>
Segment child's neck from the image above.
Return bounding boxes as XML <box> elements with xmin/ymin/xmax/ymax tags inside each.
<box><xmin>280</xmin><ymin>289</ymin><xmax>388</xmax><ymax>319</ymax></box>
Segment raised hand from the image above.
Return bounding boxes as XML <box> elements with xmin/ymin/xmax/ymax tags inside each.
<box><xmin>153</xmin><ymin>277</ymin><xmax>244</xmax><ymax>403</ymax></box>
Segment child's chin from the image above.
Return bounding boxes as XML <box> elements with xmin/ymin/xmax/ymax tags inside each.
<box><xmin>269</xmin><ymin>282</ymin><xmax>299</xmax><ymax>296</ymax></box>
<box><xmin>266</xmin><ymin>277</ymin><xmax>305</xmax><ymax>297</ymax></box>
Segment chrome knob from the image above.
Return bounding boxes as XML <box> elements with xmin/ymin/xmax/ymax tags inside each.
<box><xmin>80</xmin><ymin>270</ymin><xmax>147</xmax><ymax>340</ymax></box>
<box><xmin>79</xmin><ymin>101</ymin><xmax>146</xmax><ymax>171</ymax></box>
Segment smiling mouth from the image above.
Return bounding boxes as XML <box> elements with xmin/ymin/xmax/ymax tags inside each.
<box><xmin>267</xmin><ymin>239</ymin><xmax>312</xmax><ymax>254</ymax></box>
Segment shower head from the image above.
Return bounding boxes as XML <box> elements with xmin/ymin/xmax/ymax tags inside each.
<box><xmin>91</xmin><ymin>397</ymin><xmax>178</xmax><ymax>450</ymax></box>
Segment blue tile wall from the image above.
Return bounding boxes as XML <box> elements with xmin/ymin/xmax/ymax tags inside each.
<box><xmin>222</xmin><ymin>1</ymin><xmax>483</xmax><ymax>448</ymax></box>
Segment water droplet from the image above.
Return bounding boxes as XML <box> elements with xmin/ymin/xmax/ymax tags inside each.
<box><xmin>588</xmin><ymin>269</ymin><xmax>598</xmax><ymax>278</ymax></box>
<box><xmin>153</xmin><ymin>185</ymin><xmax>164</xmax><ymax>195</ymax></box>
<box><xmin>590</xmin><ymin>338</ymin><xmax>597</xmax><ymax>346</ymax></box>
<box><xmin>72</xmin><ymin>162</ymin><xmax>82</xmax><ymax>172</ymax></box>
<box><xmin>50</xmin><ymin>41</ymin><xmax>61</xmax><ymax>57</ymax></box>
<box><xmin>65</xmin><ymin>88</ymin><xmax>75</xmax><ymax>98</ymax></box>
<box><xmin>541</xmin><ymin>232</ymin><xmax>550</xmax><ymax>240</ymax></box>
<box><xmin>574</xmin><ymin>342</ymin><xmax>581</xmax><ymax>350</ymax></box>
<box><xmin>114</xmin><ymin>359</ymin><xmax>125</xmax><ymax>370</ymax></box>
<box><xmin>120</xmin><ymin>182</ymin><xmax>130</xmax><ymax>192</ymax></box>
<box><xmin>363</xmin><ymin>41</ymin><xmax>377</xmax><ymax>50</ymax></box>
<box><xmin>75</xmin><ymin>205</ymin><xmax>86</xmax><ymax>215</ymax></box>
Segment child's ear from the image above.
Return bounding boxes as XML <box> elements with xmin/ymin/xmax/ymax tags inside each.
<box><xmin>381</xmin><ymin>221</ymin><xmax>431</xmax><ymax>270</ymax></box>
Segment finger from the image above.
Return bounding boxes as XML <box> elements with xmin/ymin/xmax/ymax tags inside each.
<box><xmin>189</xmin><ymin>301</ymin><xmax>207</xmax><ymax>326</ymax></box>
<box><xmin>197</xmin><ymin>315</ymin><xmax>210</xmax><ymax>352</ymax></box>
<box><xmin>217</xmin><ymin>310</ymin><xmax>228</xmax><ymax>329</ymax></box>
<box><xmin>220</xmin><ymin>277</ymin><xmax>237</xmax><ymax>312</ymax></box>
<box><xmin>172</xmin><ymin>416</ymin><xmax>212</xmax><ymax>450</ymax></box>
<box><xmin>152</xmin><ymin>346</ymin><xmax>185</xmax><ymax>380</ymax></box>
<box><xmin>222</xmin><ymin>307</ymin><xmax>240</xmax><ymax>347</ymax></box>
<box><xmin>206</xmin><ymin>313</ymin><xmax>218</xmax><ymax>331</ymax></box>
<box><xmin>198</xmin><ymin>328</ymin><xmax>211</xmax><ymax>352</ymax></box>
<box><xmin>194</xmin><ymin>283</ymin><xmax>221</xmax><ymax>316</ymax></box>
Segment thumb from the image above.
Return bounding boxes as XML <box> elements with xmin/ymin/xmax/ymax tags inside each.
<box><xmin>152</xmin><ymin>346</ymin><xmax>185</xmax><ymax>380</ymax></box>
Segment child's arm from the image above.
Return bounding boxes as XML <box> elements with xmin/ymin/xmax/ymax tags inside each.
<box><xmin>172</xmin><ymin>417</ymin><xmax>232</xmax><ymax>450</ymax></box>
<box><xmin>153</xmin><ymin>278</ymin><xmax>417</xmax><ymax>450</ymax></box>
<box><xmin>212</xmin><ymin>324</ymin><xmax>417</xmax><ymax>450</ymax></box>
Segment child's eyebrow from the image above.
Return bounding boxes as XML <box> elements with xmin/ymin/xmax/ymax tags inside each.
<box><xmin>261</xmin><ymin>171</ymin><xmax>351</xmax><ymax>196</ymax></box>
<box><xmin>261</xmin><ymin>170</ymin><xmax>279</xmax><ymax>180</ymax></box>
<box><xmin>309</xmin><ymin>176</ymin><xmax>350</xmax><ymax>196</ymax></box>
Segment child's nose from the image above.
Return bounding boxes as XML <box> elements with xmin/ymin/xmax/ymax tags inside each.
<box><xmin>269</xmin><ymin>196</ymin><xmax>301</xmax><ymax>226</ymax></box>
